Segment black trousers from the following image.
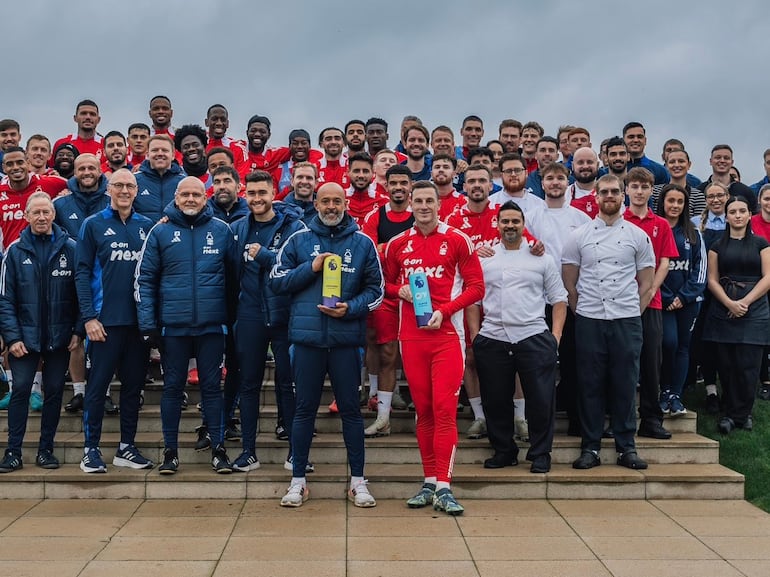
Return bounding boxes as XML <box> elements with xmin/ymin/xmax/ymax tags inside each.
<box><xmin>715</xmin><ymin>342</ymin><xmax>763</xmax><ymax>424</ymax></box>
<box><xmin>549</xmin><ymin>306</ymin><xmax>579</xmax><ymax>427</ymax></box>
<box><xmin>638</xmin><ymin>308</ymin><xmax>664</xmax><ymax>424</ymax></box>
<box><xmin>575</xmin><ymin>315</ymin><xmax>642</xmax><ymax>454</ymax></box>
<box><xmin>473</xmin><ymin>331</ymin><xmax>558</xmax><ymax>461</ymax></box>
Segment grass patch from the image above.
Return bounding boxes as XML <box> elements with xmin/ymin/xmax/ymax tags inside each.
<box><xmin>684</xmin><ymin>387</ymin><xmax>770</xmax><ymax>512</ymax></box>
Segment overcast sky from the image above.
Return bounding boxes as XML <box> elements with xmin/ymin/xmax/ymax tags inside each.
<box><xmin>6</xmin><ymin>1</ymin><xmax>770</xmax><ymax>182</ymax></box>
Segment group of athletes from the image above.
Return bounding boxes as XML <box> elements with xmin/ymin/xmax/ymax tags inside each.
<box><xmin>1</xmin><ymin>96</ymin><xmax>770</xmax><ymax>515</ymax></box>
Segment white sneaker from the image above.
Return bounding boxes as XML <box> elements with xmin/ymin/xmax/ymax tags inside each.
<box><xmin>514</xmin><ymin>417</ymin><xmax>530</xmax><ymax>442</ymax></box>
<box><xmin>466</xmin><ymin>418</ymin><xmax>487</xmax><ymax>439</ymax></box>
<box><xmin>348</xmin><ymin>479</ymin><xmax>376</xmax><ymax>508</ymax></box>
<box><xmin>280</xmin><ymin>482</ymin><xmax>309</xmax><ymax>507</ymax></box>
<box><xmin>364</xmin><ymin>415</ymin><xmax>391</xmax><ymax>438</ymax></box>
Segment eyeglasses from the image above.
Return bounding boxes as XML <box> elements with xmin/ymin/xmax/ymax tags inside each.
<box><xmin>501</xmin><ymin>168</ymin><xmax>526</xmax><ymax>175</ymax></box>
<box><xmin>706</xmin><ymin>193</ymin><xmax>727</xmax><ymax>200</ymax></box>
<box><xmin>110</xmin><ymin>182</ymin><xmax>138</xmax><ymax>191</ymax></box>
<box><xmin>597</xmin><ymin>189</ymin><xmax>623</xmax><ymax>197</ymax></box>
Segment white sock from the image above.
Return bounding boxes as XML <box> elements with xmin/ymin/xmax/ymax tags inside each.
<box><xmin>350</xmin><ymin>475</ymin><xmax>365</xmax><ymax>490</ymax></box>
<box><xmin>424</xmin><ymin>476</ymin><xmax>437</xmax><ymax>486</ymax></box>
<box><xmin>73</xmin><ymin>382</ymin><xmax>86</xmax><ymax>396</ymax></box>
<box><xmin>377</xmin><ymin>390</ymin><xmax>392</xmax><ymax>419</ymax></box>
<box><xmin>106</xmin><ymin>384</ymin><xmax>112</xmax><ymax>397</ymax></box>
<box><xmin>188</xmin><ymin>358</ymin><xmax>197</xmax><ymax>371</ymax></box>
<box><xmin>514</xmin><ymin>398</ymin><xmax>526</xmax><ymax>420</ymax></box>
<box><xmin>368</xmin><ymin>374</ymin><xmax>378</xmax><ymax>397</ymax></box>
<box><xmin>436</xmin><ymin>481</ymin><xmax>450</xmax><ymax>491</ymax></box>
<box><xmin>706</xmin><ymin>384</ymin><xmax>718</xmax><ymax>396</ymax></box>
<box><xmin>32</xmin><ymin>371</ymin><xmax>42</xmax><ymax>394</ymax></box>
<box><xmin>291</xmin><ymin>476</ymin><xmax>306</xmax><ymax>487</ymax></box>
<box><xmin>6</xmin><ymin>370</ymin><xmax>13</xmax><ymax>392</ymax></box>
<box><xmin>119</xmin><ymin>442</ymin><xmax>129</xmax><ymax>450</ymax></box>
<box><xmin>469</xmin><ymin>397</ymin><xmax>485</xmax><ymax>420</ymax></box>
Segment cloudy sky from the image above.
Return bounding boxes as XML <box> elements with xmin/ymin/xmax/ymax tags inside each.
<box><xmin>7</xmin><ymin>1</ymin><xmax>770</xmax><ymax>182</ymax></box>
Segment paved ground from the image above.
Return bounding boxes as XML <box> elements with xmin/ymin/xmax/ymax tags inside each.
<box><xmin>0</xmin><ymin>498</ymin><xmax>768</xmax><ymax>576</ymax></box>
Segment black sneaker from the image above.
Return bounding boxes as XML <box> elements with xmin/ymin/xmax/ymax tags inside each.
<box><xmin>35</xmin><ymin>449</ymin><xmax>60</xmax><ymax>469</ymax></box>
<box><xmin>211</xmin><ymin>445</ymin><xmax>232</xmax><ymax>474</ymax></box>
<box><xmin>758</xmin><ymin>385</ymin><xmax>770</xmax><ymax>401</ymax></box>
<box><xmin>158</xmin><ymin>448</ymin><xmax>179</xmax><ymax>475</ymax></box>
<box><xmin>195</xmin><ymin>425</ymin><xmax>211</xmax><ymax>451</ymax></box>
<box><xmin>104</xmin><ymin>395</ymin><xmax>119</xmax><ymax>415</ymax></box>
<box><xmin>275</xmin><ymin>425</ymin><xmax>289</xmax><ymax>441</ymax></box>
<box><xmin>64</xmin><ymin>393</ymin><xmax>84</xmax><ymax>413</ymax></box>
<box><xmin>225</xmin><ymin>419</ymin><xmax>241</xmax><ymax>441</ymax></box>
<box><xmin>0</xmin><ymin>450</ymin><xmax>23</xmax><ymax>473</ymax></box>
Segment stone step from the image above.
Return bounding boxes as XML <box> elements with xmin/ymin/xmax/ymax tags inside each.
<box><xmin>0</xmin><ymin>462</ymin><xmax>744</xmax><ymax>501</ymax></box>
<box><xmin>1</xmin><ymin>404</ymin><xmax>700</xmax><ymax>435</ymax></box>
<box><xmin>17</xmin><ymin>431</ymin><xmax>719</xmax><ymax>467</ymax></box>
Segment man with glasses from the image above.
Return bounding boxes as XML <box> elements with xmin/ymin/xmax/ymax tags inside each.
<box><xmin>490</xmin><ymin>153</ymin><xmax>544</xmax><ymax>216</ymax></box>
<box><xmin>562</xmin><ymin>174</ymin><xmax>655</xmax><ymax>471</ymax></box>
<box><xmin>76</xmin><ymin>170</ymin><xmax>155</xmax><ymax>472</ymax></box>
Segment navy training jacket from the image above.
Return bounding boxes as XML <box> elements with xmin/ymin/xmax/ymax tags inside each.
<box><xmin>133</xmin><ymin>160</ymin><xmax>186</xmax><ymax>223</ymax></box>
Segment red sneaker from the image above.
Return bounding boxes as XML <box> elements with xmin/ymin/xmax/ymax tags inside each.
<box><xmin>187</xmin><ymin>368</ymin><xmax>199</xmax><ymax>385</ymax></box>
<box><xmin>328</xmin><ymin>399</ymin><xmax>339</xmax><ymax>413</ymax></box>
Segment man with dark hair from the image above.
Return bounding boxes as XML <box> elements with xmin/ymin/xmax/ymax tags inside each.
<box><xmin>231</xmin><ymin>170</ymin><xmax>306</xmax><ymax>472</ymax></box>
<box><xmin>135</xmin><ymin>177</ymin><xmax>238</xmax><ymax>475</ymax></box>
<box><xmin>127</xmin><ymin>123</ymin><xmax>151</xmax><ymax>167</ymax></box>
<box><xmin>525</xmin><ymin>137</ymin><xmax>560</xmax><ymax>199</ymax></box>
<box><xmin>623</xmin><ymin>121</ymin><xmax>669</xmax><ymax>185</ymax></box>
<box><xmin>365</xmin><ymin>118</ymin><xmax>391</xmax><ymax>158</ymax></box>
<box><xmin>52</xmin><ymin>100</ymin><xmax>103</xmax><ymax>164</ymax></box>
<box><xmin>270</xmin><ymin>182</ymin><xmax>383</xmax><ymax>508</ymax></box>
<box><xmin>520</xmin><ymin>122</ymin><xmax>544</xmax><ymax>174</ymax></box>
<box><xmin>456</xmin><ymin>115</ymin><xmax>484</xmax><ymax>161</ymax></box>
<box><xmin>0</xmin><ymin>119</ymin><xmax>22</xmax><ymax>170</ymax></box>
<box><xmin>362</xmin><ymin>165</ymin><xmax>414</xmax><ymax>436</ymax></box>
<box><xmin>0</xmin><ymin>147</ymin><xmax>67</xmax><ymax>247</ymax></box>
<box><xmin>498</xmin><ymin>119</ymin><xmax>522</xmax><ymax>154</ymax></box>
<box><xmin>557</xmin><ymin>125</ymin><xmax>576</xmax><ymax>163</ymax></box>
<box><xmin>623</xmin><ymin>167</ymin><xmax>678</xmax><ymax>440</ymax></box>
<box><xmin>148</xmin><ymin>96</ymin><xmax>174</xmax><ymax>137</ymax></box>
<box><xmin>697</xmin><ymin>144</ymin><xmax>757</xmax><ymax>213</ymax></box>
<box><xmin>346</xmin><ymin>152</ymin><xmax>387</xmax><ymax>228</ymax></box>
<box><xmin>396</xmin><ymin>115</ymin><xmax>423</xmax><ymax>155</ymax></box>
<box><xmin>431</xmin><ymin>153</ymin><xmax>467</xmax><ymax>221</ymax></box>
<box><xmin>316</xmin><ymin>127</ymin><xmax>349</xmax><ymax>189</ymax></box>
<box><xmin>345</xmin><ymin>120</ymin><xmax>366</xmax><ymax>154</ymax></box>
<box><xmin>384</xmin><ymin>180</ymin><xmax>484</xmax><ymax>515</ymax></box>
<box><xmin>750</xmin><ymin>148</ymin><xmax>770</xmax><ymax>194</ymax></box>
<box><xmin>472</xmin><ymin>200</ymin><xmax>567</xmax><ymax>473</ymax></box>
<box><xmin>402</xmin><ymin>124</ymin><xmax>431</xmax><ymax>181</ymax></box>
<box><xmin>239</xmin><ymin>115</ymin><xmax>290</xmax><ymax>184</ymax></box>
<box><xmin>276</xmin><ymin>129</ymin><xmax>322</xmax><ymax>199</ymax></box>
<box><xmin>174</xmin><ymin>124</ymin><xmax>209</xmax><ymax>183</ymax></box>
<box><xmin>467</xmin><ymin>147</ymin><xmax>502</xmax><ymax>193</ymax></box>
<box><xmin>207</xmin><ymin>166</ymin><xmax>248</xmax><ymax>223</ymax></box>
<box><xmin>603</xmin><ymin>136</ymin><xmax>629</xmax><ymax>182</ymax></box>
<box><xmin>493</xmin><ymin>153</ymin><xmax>544</xmax><ymax>214</ymax></box>
<box><xmin>562</xmin><ymin>173</ymin><xmax>655</xmax><ymax>471</ymax></box>
<box><xmin>101</xmin><ymin>131</ymin><xmax>129</xmax><ymax>175</ymax></box>
<box><xmin>204</xmin><ymin>104</ymin><xmax>247</xmax><ymax>162</ymax></box>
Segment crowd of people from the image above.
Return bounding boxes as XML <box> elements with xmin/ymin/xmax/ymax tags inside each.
<box><xmin>1</xmin><ymin>96</ymin><xmax>769</xmax><ymax>515</ymax></box>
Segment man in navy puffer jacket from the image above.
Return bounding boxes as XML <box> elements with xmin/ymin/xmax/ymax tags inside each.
<box><xmin>230</xmin><ymin>170</ymin><xmax>306</xmax><ymax>472</ymax></box>
<box><xmin>0</xmin><ymin>193</ymin><xmax>83</xmax><ymax>472</ymax></box>
<box><xmin>135</xmin><ymin>177</ymin><xmax>237</xmax><ymax>475</ymax></box>
<box><xmin>271</xmin><ymin>182</ymin><xmax>383</xmax><ymax>508</ymax></box>
<box><xmin>133</xmin><ymin>135</ymin><xmax>185</xmax><ymax>223</ymax></box>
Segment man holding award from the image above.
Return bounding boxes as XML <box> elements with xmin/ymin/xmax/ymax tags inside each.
<box><xmin>383</xmin><ymin>181</ymin><xmax>485</xmax><ymax>515</ymax></box>
<box><xmin>270</xmin><ymin>182</ymin><xmax>383</xmax><ymax>508</ymax></box>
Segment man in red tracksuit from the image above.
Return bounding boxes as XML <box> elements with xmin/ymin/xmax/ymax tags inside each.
<box><xmin>383</xmin><ymin>181</ymin><xmax>484</xmax><ymax>516</ymax></box>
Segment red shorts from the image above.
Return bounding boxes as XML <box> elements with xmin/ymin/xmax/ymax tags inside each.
<box><xmin>370</xmin><ymin>299</ymin><xmax>399</xmax><ymax>345</ymax></box>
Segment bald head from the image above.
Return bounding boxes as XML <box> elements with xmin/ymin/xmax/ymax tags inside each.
<box><xmin>74</xmin><ymin>153</ymin><xmax>102</xmax><ymax>191</ymax></box>
<box><xmin>315</xmin><ymin>182</ymin><xmax>347</xmax><ymax>227</ymax></box>
<box><xmin>175</xmin><ymin>176</ymin><xmax>207</xmax><ymax>216</ymax></box>
<box><xmin>572</xmin><ymin>147</ymin><xmax>600</xmax><ymax>185</ymax></box>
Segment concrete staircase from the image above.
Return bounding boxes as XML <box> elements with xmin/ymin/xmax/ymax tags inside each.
<box><xmin>0</xmin><ymin>363</ymin><xmax>744</xmax><ymax>500</ymax></box>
